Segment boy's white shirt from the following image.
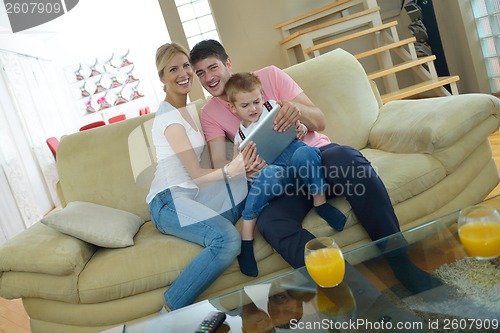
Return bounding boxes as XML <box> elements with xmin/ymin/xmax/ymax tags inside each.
<box><xmin>233</xmin><ymin>100</ymin><xmax>278</xmax><ymax>145</ymax></box>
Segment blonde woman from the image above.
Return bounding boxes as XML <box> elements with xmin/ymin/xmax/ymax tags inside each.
<box><xmin>147</xmin><ymin>42</ymin><xmax>250</xmax><ymax>312</ymax></box>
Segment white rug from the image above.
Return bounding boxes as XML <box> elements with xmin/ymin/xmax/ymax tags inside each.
<box><xmin>403</xmin><ymin>257</ymin><xmax>500</xmax><ymax>321</ymax></box>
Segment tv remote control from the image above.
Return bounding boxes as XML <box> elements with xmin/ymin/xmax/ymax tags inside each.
<box><xmin>194</xmin><ymin>311</ymin><xmax>226</xmax><ymax>333</ymax></box>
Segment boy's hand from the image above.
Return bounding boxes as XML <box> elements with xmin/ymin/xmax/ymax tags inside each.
<box><xmin>274</xmin><ymin>100</ymin><xmax>301</xmax><ymax>132</ymax></box>
<box><xmin>295</xmin><ymin>120</ymin><xmax>308</xmax><ymax>139</ymax></box>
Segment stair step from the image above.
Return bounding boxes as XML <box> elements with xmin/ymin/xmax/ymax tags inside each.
<box><xmin>380</xmin><ymin>76</ymin><xmax>460</xmax><ymax>104</ymax></box>
<box><xmin>279</xmin><ymin>6</ymin><xmax>381</xmax><ymax>45</ymax></box>
<box><xmin>274</xmin><ymin>0</ymin><xmax>460</xmax><ymax>103</ymax></box>
<box><xmin>367</xmin><ymin>55</ymin><xmax>436</xmax><ymax>80</ymax></box>
<box><xmin>303</xmin><ymin>20</ymin><xmax>399</xmax><ymax>54</ymax></box>
<box><xmin>355</xmin><ymin>37</ymin><xmax>417</xmax><ymax>60</ymax></box>
<box><xmin>274</xmin><ymin>0</ymin><xmax>354</xmax><ymax>30</ymax></box>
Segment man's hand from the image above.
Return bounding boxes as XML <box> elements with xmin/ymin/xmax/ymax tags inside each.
<box><xmin>239</xmin><ymin>141</ymin><xmax>267</xmax><ymax>178</ymax></box>
<box><xmin>273</xmin><ymin>100</ymin><xmax>301</xmax><ymax>132</ymax></box>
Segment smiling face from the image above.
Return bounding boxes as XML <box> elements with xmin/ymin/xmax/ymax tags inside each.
<box><xmin>230</xmin><ymin>88</ymin><xmax>264</xmax><ymax>127</ymax></box>
<box><xmin>160</xmin><ymin>52</ymin><xmax>193</xmax><ymax>97</ymax></box>
<box><xmin>193</xmin><ymin>56</ymin><xmax>232</xmax><ymax>98</ymax></box>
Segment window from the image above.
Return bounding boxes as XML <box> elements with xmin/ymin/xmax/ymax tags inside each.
<box><xmin>471</xmin><ymin>0</ymin><xmax>500</xmax><ymax>92</ymax></box>
<box><xmin>175</xmin><ymin>0</ymin><xmax>221</xmax><ymax>49</ymax></box>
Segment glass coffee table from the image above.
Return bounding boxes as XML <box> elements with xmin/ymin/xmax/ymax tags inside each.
<box><xmin>118</xmin><ymin>196</ymin><xmax>500</xmax><ymax>332</ymax></box>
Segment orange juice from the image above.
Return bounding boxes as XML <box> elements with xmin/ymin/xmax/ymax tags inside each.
<box><xmin>315</xmin><ymin>284</ymin><xmax>355</xmax><ymax>317</ymax></box>
<box><xmin>458</xmin><ymin>222</ymin><xmax>500</xmax><ymax>259</ymax></box>
<box><xmin>316</xmin><ymin>287</ymin><xmax>339</xmax><ymax>316</ymax></box>
<box><xmin>305</xmin><ymin>247</ymin><xmax>345</xmax><ymax>287</ymax></box>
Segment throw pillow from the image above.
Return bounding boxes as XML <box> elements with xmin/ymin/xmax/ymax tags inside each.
<box><xmin>41</xmin><ymin>201</ymin><xmax>145</xmax><ymax>248</ymax></box>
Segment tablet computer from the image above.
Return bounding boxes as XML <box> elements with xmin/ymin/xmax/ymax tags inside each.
<box><xmin>238</xmin><ymin>101</ymin><xmax>296</xmax><ymax>164</ymax></box>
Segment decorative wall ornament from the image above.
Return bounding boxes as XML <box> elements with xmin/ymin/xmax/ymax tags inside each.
<box><xmin>66</xmin><ymin>50</ymin><xmax>144</xmax><ymax>116</ymax></box>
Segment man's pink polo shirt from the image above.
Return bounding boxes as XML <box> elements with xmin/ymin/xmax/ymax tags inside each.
<box><xmin>201</xmin><ymin>65</ymin><xmax>330</xmax><ymax>148</ymax></box>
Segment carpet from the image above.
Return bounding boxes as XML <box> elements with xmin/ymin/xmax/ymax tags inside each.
<box><xmin>384</xmin><ymin>257</ymin><xmax>500</xmax><ymax>332</ymax></box>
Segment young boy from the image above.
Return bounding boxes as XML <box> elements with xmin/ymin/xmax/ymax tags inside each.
<box><xmin>226</xmin><ymin>72</ymin><xmax>346</xmax><ymax>277</ymax></box>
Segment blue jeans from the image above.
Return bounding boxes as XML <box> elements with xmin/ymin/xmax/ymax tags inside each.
<box><xmin>257</xmin><ymin>143</ymin><xmax>401</xmax><ymax>268</ymax></box>
<box><xmin>243</xmin><ymin>140</ymin><xmax>327</xmax><ymax>220</ymax></box>
<box><xmin>149</xmin><ymin>187</ymin><xmax>245</xmax><ymax>310</ymax></box>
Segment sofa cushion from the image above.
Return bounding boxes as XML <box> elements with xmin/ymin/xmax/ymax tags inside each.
<box><xmin>41</xmin><ymin>201</ymin><xmax>145</xmax><ymax>248</ymax></box>
<box><xmin>56</xmin><ymin>115</ymin><xmax>156</xmax><ymax>221</ymax></box>
<box><xmin>361</xmin><ymin>149</ymin><xmax>446</xmax><ymax>205</ymax></box>
<box><xmin>369</xmin><ymin>94</ymin><xmax>500</xmax><ymax>155</ymax></box>
<box><xmin>77</xmin><ymin>222</ymin><xmax>277</xmax><ymax>303</ymax></box>
<box><xmin>0</xmin><ymin>271</ymin><xmax>80</xmax><ymax>303</ymax></box>
<box><xmin>284</xmin><ymin>49</ymin><xmax>379</xmax><ymax>150</ymax></box>
<box><xmin>0</xmin><ymin>222</ymin><xmax>95</xmax><ymax>276</ymax></box>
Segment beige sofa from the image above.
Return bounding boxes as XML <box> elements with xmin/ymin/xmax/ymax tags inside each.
<box><xmin>0</xmin><ymin>49</ymin><xmax>499</xmax><ymax>333</ymax></box>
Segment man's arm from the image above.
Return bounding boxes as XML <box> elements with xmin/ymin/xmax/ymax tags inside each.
<box><xmin>274</xmin><ymin>93</ymin><xmax>326</xmax><ymax>133</ymax></box>
<box><xmin>207</xmin><ymin>137</ymin><xmax>230</xmax><ymax>168</ymax></box>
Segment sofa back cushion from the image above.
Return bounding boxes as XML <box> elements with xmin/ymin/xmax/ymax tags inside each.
<box><xmin>284</xmin><ymin>48</ymin><xmax>379</xmax><ymax>150</ymax></box>
<box><xmin>56</xmin><ymin>100</ymin><xmax>206</xmax><ymax>221</ymax></box>
<box><xmin>57</xmin><ymin>115</ymin><xmax>154</xmax><ymax>220</ymax></box>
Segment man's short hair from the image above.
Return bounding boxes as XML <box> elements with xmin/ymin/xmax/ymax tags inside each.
<box><xmin>190</xmin><ymin>39</ymin><xmax>229</xmax><ymax>65</ymax></box>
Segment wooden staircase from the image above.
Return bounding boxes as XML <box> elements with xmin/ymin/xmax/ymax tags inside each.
<box><xmin>274</xmin><ymin>0</ymin><xmax>459</xmax><ymax>104</ymax></box>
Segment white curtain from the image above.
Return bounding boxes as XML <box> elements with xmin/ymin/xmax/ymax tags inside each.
<box><xmin>0</xmin><ymin>50</ymin><xmax>70</xmax><ymax>244</ymax></box>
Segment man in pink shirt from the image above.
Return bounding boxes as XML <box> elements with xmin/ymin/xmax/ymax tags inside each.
<box><xmin>190</xmin><ymin>40</ymin><xmax>442</xmax><ymax>294</ymax></box>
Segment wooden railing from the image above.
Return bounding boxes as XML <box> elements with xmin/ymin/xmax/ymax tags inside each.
<box><xmin>274</xmin><ymin>0</ymin><xmax>460</xmax><ymax>103</ymax></box>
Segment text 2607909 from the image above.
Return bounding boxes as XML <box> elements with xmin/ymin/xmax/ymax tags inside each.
<box><xmin>5</xmin><ymin>2</ymin><xmax>62</xmax><ymax>14</ymax></box>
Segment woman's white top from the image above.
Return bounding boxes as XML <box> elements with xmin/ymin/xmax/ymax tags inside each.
<box><xmin>146</xmin><ymin>101</ymin><xmax>205</xmax><ymax>203</ymax></box>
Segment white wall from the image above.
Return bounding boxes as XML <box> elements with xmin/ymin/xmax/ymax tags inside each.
<box><xmin>0</xmin><ymin>0</ymin><xmax>171</xmax><ymax>242</ymax></box>
<box><xmin>1</xmin><ymin>0</ymin><xmax>170</xmax><ymax>131</ymax></box>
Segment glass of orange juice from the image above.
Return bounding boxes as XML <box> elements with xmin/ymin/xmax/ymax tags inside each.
<box><xmin>304</xmin><ymin>237</ymin><xmax>345</xmax><ymax>287</ymax></box>
<box><xmin>314</xmin><ymin>283</ymin><xmax>356</xmax><ymax>319</ymax></box>
<box><xmin>458</xmin><ymin>205</ymin><xmax>500</xmax><ymax>260</ymax></box>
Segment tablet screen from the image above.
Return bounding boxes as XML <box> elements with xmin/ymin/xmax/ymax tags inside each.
<box><xmin>238</xmin><ymin>101</ymin><xmax>296</xmax><ymax>163</ymax></box>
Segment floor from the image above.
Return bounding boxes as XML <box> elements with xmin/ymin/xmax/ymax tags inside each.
<box><xmin>0</xmin><ymin>297</ymin><xmax>30</xmax><ymax>333</ymax></box>
<box><xmin>1</xmin><ymin>132</ymin><xmax>499</xmax><ymax>333</ymax></box>
<box><xmin>487</xmin><ymin>130</ymin><xmax>500</xmax><ymax>198</ymax></box>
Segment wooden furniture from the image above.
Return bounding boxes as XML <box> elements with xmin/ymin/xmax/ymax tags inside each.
<box><xmin>79</xmin><ymin>121</ymin><xmax>106</xmax><ymax>131</ymax></box>
<box><xmin>274</xmin><ymin>0</ymin><xmax>459</xmax><ymax>103</ymax></box>
<box><xmin>108</xmin><ymin>114</ymin><xmax>126</xmax><ymax>123</ymax></box>
<box><xmin>45</xmin><ymin>137</ymin><xmax>60</xmax><ymax>159</ymax></box>
<box><xmin>139</xmin><ymin>106</ymin><xmax>150</xmax><ymax>116</ymax></box>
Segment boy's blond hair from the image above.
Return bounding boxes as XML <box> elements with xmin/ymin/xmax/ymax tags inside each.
<box><xmin>225</xmin><ymin>72</ymin><xmax>262</xmax><ymax>104</ymax></box>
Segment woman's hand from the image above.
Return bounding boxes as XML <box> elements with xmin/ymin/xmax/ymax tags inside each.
<box><xmin>273</xmin><ymin>100</ymin><xmax>301</xmax><ymax>133</ymax></box>
<box><xmin>226</xmin><ymin>151</ymin><xmax>246</xmax><ymax>179</ymax></box>
<box><xmin>237</xmin><ymin>141</ymin><xmax>267</xmax><ymax>179</ymax></box>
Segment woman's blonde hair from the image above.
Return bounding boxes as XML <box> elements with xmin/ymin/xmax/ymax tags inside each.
<box><xmin>155</xmin><ymin>42</ymin><xmax>190</xmax><ymax>80</ymax></box>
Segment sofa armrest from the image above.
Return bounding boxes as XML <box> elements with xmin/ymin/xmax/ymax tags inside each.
<box><xmin>0</xmin><ymin>222</ymin><xmax>96</xmax><ymax>276</ymax></box>
<box><xmin>369</xmin><ymin>94</ymin><xmax>500</xmax><ymax>154</ymax></box>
